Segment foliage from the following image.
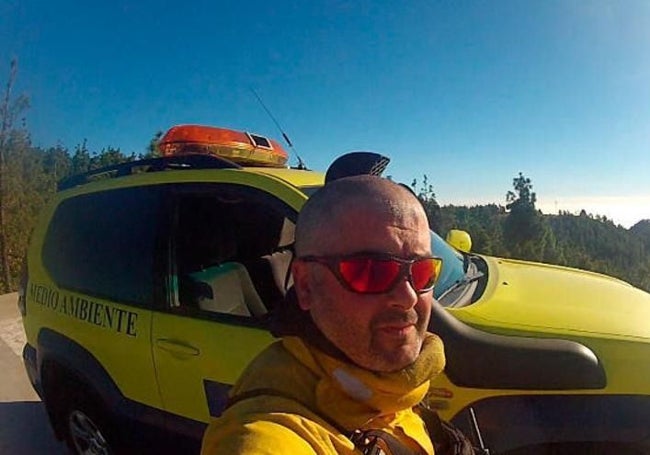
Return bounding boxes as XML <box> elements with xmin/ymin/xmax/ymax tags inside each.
<box><xmin>502</xmin><ymin>172</ymin><xmax>554</xmax><ymax>260</ymax></box>
<box><xmin>0</xmin><ymin>137</ymin><xmax>141</xmax><ymax>291</ymax></box>
<box><xmin>547</xmin><ymin>213</ymin><xmax>650</xmax><ymax>290</ymax></box>
<box><xmin>437</xmin><ymin>204</ymin><xmax>508</xmax><ymax>256</ymax></box>
<box><xmin>411</xmin><ymin>175</ymin><xmax>442</xmax><ymax>232</ymax></box>
<box><xmin>429</xmin><ymin>172</ymin><xmax>650</xmax><ymax>293</ymax></box>
<box><xmin>144</xmin><ymin>130</ymin><xmax>164</xmax><ymax>158</ymax></box>
<box><xmin>1</xmin><ymin>129</ymin><xmax>44</xmax><ymax>290</ymax></box>
<box><xmin>0</xmin><ymin>59</ymin><xmax>31</xmax><ymax>291</ymax></box>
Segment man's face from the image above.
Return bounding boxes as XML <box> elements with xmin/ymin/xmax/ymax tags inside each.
<box><xmin>293</xmin><ymin>197</ymin><xmax>433</xmax><ymax>373</ymax></box>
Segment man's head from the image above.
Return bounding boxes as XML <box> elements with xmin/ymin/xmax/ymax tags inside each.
<box><xmin>292</xmin><ymin>176</ymin><xmax>436</xmax><ymax>373</ymax></box>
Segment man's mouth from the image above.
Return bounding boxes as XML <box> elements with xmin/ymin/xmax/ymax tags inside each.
<box><xmin>374</xmin><ymin>310</ymin><xmax>418</xmax><ymax>328</ymax></box>
<box><xmin>377</xmin><ymin>323</ymin><xmax>415</xmax><ymax>336</ymax></box>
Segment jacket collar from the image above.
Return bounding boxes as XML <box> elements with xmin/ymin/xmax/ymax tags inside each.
<box><xmin>282</xmin><ymin>333</ymin><xmax>445</xmax><ymax>430</ymax></box>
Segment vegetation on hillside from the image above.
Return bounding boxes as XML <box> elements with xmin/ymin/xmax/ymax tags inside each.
<box><xmin>413</xmin><ymin>175</ymin><xmax>650</xmax><ymax>292</ymax></box>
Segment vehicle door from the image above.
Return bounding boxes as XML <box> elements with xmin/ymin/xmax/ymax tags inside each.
<box><xmin>37</xmin><ymin>185</ymin><xmax>166</xmax><ymax>410</ymax></box>
<box><xmin>151</xmin><ymin>174</ymin><xmax>305</xmax><ymax>427</ymax></box>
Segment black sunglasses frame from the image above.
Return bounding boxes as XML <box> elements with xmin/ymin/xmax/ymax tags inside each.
<box><xmin>297</xmin><ymin>253</ymin><xmax>442</xmax><ymax>295</ymax></box>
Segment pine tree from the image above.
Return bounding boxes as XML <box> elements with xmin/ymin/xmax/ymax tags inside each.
<box><xmin>503</xmin><ymin>172</ymin><xmax>548</xmax><ymax>261</ymax></box>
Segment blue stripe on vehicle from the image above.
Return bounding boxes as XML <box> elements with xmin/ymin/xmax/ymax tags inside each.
<box><xmin>203</xmin><ymin>379</ymin><xmax>232</xmax><ymax>417</ymax></box>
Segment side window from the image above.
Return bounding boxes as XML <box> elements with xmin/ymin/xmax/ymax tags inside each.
<box><xmin>43</xmin><ymin>186</ymin><xmax>162</xmax><ymax>308</ymax></box>
<box><xmin>172</xmin><ymin>183</ymin><xmax>296</xmax><ymax>320</ymax></box>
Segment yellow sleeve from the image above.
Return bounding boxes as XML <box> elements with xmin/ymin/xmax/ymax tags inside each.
<box><xmin>201</xmin><ymin>418</ymin><xmax>319</xmax><ymax>455</ymax></box>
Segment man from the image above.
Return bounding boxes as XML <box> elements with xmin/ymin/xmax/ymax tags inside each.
<box><xmin>201</xmin><ymin>175</ymin><xmax>447</xmax><ymax>454</ymax></box>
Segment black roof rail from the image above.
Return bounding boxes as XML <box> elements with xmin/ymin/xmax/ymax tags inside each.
<box><xmin>57</xmin><ymin>154</ymin><xmax>241</xmax><ymax>191</ymax></box>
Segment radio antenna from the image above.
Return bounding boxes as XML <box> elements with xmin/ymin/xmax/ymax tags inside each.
<box><xmin>250</xmin><ymin>87</ymin><xmax>306</xmax><ymax>169</ymax></box>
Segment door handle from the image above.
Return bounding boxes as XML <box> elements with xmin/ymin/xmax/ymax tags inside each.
<box><xmin>156</xmin><ymin>339</ymin><xmax>200</xmax><ymax>356</ymax></box>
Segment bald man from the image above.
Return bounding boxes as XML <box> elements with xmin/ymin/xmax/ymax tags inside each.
<box><xmin>201</xmin><ymin>176</ymin><xmax>448</xmax><ymax>454</ymax></box>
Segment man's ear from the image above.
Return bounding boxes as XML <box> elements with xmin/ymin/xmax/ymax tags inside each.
<box><xmin>291</xmin><ymin>261</ymin><xmax>312</xmax><ymax>311</ymax></box>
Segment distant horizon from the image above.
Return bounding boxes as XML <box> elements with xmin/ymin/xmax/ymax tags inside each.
<box><xmin>436</xmin><ymin>195</ymin><xmax>649</xmax><ymax>230</ymax></box>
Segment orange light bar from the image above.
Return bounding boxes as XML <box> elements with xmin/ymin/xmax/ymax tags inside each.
<box><xmin>158</xmin><ymin>124</ymin><xmax>288</xmax><ymax>167</ymax></box>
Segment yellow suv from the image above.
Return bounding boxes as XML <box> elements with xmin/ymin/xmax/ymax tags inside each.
<box><xmin>19</xmin><ymin>125</ymin><xmax>650</xmax><ymax>454</ymax></box>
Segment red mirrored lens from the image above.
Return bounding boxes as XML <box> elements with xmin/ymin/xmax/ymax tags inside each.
<box><xmin>339</xmin><ymin>258</ymin><xmax>401</xmax><ymax>293</ymax></box>
<box><xmin>411</xmin><ymin>258</ymin><xmax>440</xmax><ymax>291</ymax></box>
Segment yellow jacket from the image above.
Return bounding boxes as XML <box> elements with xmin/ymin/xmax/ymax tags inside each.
<box><xmin>201</xmin><ymin>334</ymin><xmax>446</xmax><ymax>454</ymax></box>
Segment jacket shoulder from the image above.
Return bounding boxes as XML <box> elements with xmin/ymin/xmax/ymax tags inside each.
<box><xmin>202</xmin><ymin>399</ymin><xmax>355</xmax><ymax>455</ymax></box>
<box><xmin>230</xmin><ymin>339</ymin><xmax>318</xmax><ymax>406</ymax></box>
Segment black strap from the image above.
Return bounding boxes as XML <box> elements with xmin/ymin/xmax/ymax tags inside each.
<box><xmin>418</xmin><ymin>404</ymin><xmax>483</xmax><ymax>455</ymax></box>
<box><xmin>349</xmin><ymin>429</ymin><xmax>416</xmax><ymax>455</ymax></box>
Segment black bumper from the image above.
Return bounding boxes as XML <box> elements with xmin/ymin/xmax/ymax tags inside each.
<box><xmin>22</xmin><ymin>343</ymin><xmax>43</xmax><ymax>399</ymax></box>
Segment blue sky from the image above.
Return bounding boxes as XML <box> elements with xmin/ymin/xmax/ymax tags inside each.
<box><xmin>2</xmin><ymin>0</ymin><xmax>650</xmax><ymax>227</ymax></box>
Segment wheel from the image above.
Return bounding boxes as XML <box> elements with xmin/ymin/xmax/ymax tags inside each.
<box><xmin>66</xmin><ymin>406</ymin><xmax>112</xmax><ymax>455</ymax></box>
<box><xmin>60</xmin><ymin>391</ymin><xmax>115</xmax><ymax>455</ymax></box>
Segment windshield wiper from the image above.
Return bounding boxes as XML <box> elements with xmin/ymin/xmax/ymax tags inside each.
<box><xmin>462</xmin><ymin>253</ymin><xmax>470</xmax><ymax>272</ymax></box>
<box><xmin>438</xmin><ymin>269</ymin><xmax>484</xmax><ymax>304</ymax></box>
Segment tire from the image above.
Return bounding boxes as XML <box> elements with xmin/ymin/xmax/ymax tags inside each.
<box><xmin>61</xmin><ymin>391</ymin><xmax>115</xmax><ymax>455</ymax></box>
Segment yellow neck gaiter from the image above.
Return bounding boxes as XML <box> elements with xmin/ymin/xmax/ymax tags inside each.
<box><xmin>283</xmin><ymin>333</ymin><xmax>445</xmax><ymax>430</ymax></box>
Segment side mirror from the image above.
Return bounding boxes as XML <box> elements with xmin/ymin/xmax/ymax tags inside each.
<box><xmin>446</xmin><ymin>229</ymin><xmax>472</xmax><ymax>253</ymax></box>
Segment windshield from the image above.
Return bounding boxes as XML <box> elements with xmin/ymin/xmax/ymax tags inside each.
<box><xmin>430</xmin><ymin>230</ymin><xmax>466</xmax><ymax>300</ymax></box>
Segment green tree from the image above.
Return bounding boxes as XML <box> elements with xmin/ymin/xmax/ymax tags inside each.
<box><xmin>43</xmin><ymin>145</ymin><xmax>72</xmax><ymax>188</ymax></box>
<box><xmin>0</xmin><ymin>59</ymin><xmax>30</xmax><ymax>291</ymax></box>
<box><xmin>92</xmin><ymin>146</ymin><xmax>134</xmax><ymax>168</ymax></box>
<box><xmin>438</xmin><ymin>204</ymin><xmax>507</xmax><ymax>255</ymax></box>
<box><xmin>142</xmin><ymin>130</ymin><xmax>163</xmax><ymax>158</ymax></box>
<box><xmin>71</xmin><ymin>140</ymin><xmax>92</xmax><ymax>175</ymax></box>
<box><xmin>3</xmin><ymin>136</ymin><xmax>53</xmax><ymax>290</ymax></box>
<box><xmin>69</xmin><ymin>142</ymin><xmax>137</xmax><ymax>178</ymax></box>
<box><xmin>503</xmin><ymin>172</ymin><xmax>549</xmax><ymax>260</ymax></box>
<box><xmin>411</xmin><ymin>174</ymin><xmax>442</xmax><ymax>232</ymax></box>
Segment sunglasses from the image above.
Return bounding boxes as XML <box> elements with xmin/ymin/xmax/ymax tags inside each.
<box><xmin>297</xmin><ymin>253</ymin><xmax>443</xmax><ymax>294</ymax></box>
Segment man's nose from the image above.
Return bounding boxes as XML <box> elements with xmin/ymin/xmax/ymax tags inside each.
<box><xmin>387</xmin><ymin>275</ymin><xmax>419</xmax><ymax>309</ymax></box>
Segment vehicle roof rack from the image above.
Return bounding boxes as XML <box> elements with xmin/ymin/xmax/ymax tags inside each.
<box><xmin>57</xmin><ymin>154</ymin><xmax>241</xmax><ymax>191</ymax></box>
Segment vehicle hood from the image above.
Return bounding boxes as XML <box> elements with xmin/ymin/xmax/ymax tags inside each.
<box><xmin>457</xmin><ymin>256</ymin><xmax>650</xmax><ymax>341</ymax></box>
